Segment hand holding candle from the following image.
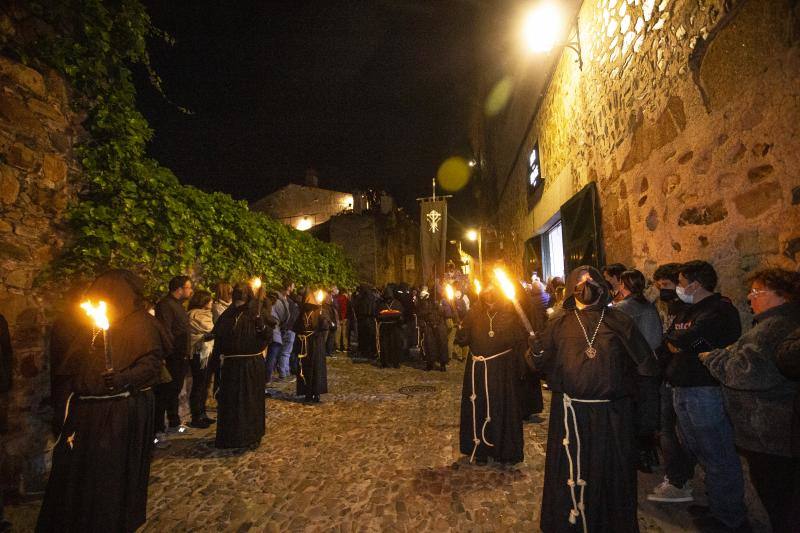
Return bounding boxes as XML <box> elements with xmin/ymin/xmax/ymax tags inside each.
<box><xmin>493</xmin><ymin>267</ymin><xmax>535</xmax><ymax>336</ymax></box>
<box><xmin>80</xmin><ymin>300</ymin><xmax>114</xmax><ymax>371</ymax></box>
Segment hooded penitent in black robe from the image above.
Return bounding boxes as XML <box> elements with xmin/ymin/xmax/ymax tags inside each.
<box><xmin>418</xmin><ymin>291</ymin><xmax>449</xmax><ymax>368</ymax></box>
<box><xmin>37</xmin><ymin>270</ymin><xmax>164</xmax><ymax>533</ymax></box>
<box><xmin>212</xmin><ymin>294</ymin><xmax>272</xmax><ymax>449</ymax></box>
<box><xmin>294</xmin><ymin>302</ymin><xmax>331</xmax><ymax>400</ymax></box>
<box><xmin>377</xmin><ymin>292</ymin><xmax>405</xmax><ymax>368</ymax></box>
<box><xmin>456</xmin><ymin>289</ymin><xmax>528</xmax><ymax>464</ymax></box>
<box><xmin>354</xmin><ymin>285</ymin><xmax>379</xmax><ymax>358</ymax></box>
<box><xmin>518</xmin><ymin>286</ymin><xmax>548</xmax><ymax>418</ymax></box>
<box><xmin>530</xmin><ymin>266</ymin><xmax>655</xmax><ymax>533</ymax></box>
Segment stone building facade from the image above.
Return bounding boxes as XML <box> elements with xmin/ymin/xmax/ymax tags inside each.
<box><xmin>477</xmin><ymin>0</ymin><xmax>800</xmax><ymax>313</ymax></box>
<box><xmin>250</xmin><ymin>182</ymin><xmax>354</xmax><ymax>231</ymax></box>
<box><xmin>0</xmin><ymin>53</ymin><xmax>79</xmax><ymax>492</ymax></box>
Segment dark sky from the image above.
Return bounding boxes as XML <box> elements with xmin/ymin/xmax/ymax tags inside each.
<box><xmin>136</xmin><ymin>1</ymin><xmax>479</xmax><ymax>213</ymax></box>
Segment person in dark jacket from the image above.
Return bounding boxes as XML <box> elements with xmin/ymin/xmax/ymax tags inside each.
<box><xmin>776</xmin><ymin>324</ymin><xmax>800</xmax><ymax>530</ymax></box>
<box><xmin>417</xmin><ymin>286</ymin><xmax>448</xmax><ymax>371</ymax></box>
<box><xmin>529</xmin><ymin>265</ymin><xmax>655</xmax><ymax>533</ymax></box>
<box><xmin>663</xmin><ymin>260</ymin><xmax>746</xmax><ymax>531</ymax></box>
<box><xmin>154</xmin><ymin>275</ymin><xmax>193</xmax><ymax>440</ymax></box>
<box><xmin>614</xmin><ymin>269</ymin><xmax>663</xmax><ymax>473</ymax></box>
<box><xmin>37</xmin><ymin>270</ymin><xmax>165</xmax><ymax>533</ymax></box>
<box><xmin>700</xmin><ymin>268</ymin><xmax>800</xmax><ymax>533</ymax></box>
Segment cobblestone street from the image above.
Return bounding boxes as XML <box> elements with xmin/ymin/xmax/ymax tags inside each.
<box><xmin>8</xmin><ymin>355</ymin><xmax>770</xmax><ymax>532</ymax></box>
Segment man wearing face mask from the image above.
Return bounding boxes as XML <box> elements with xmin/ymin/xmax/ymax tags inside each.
<box><xmin>529</xmin><ymin>265</ymin><xmax>655</xmax><ymax>533</ymax></box>
<box><xmin>663</xmin><ymin>260</ymin><xmax>747</xmax><ymax>532</ymax></box>
<box><xmin>647</xmin><ymin>263</ymin><xmax>697</xmax><ymax>503</ymax></box>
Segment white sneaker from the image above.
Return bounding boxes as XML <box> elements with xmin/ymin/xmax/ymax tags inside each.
<box><xmin>166</xmin><ymin>424</ymin><xmax>192</xmax><ymax>435</ymax></box>
<box><xmin>646</xmin><ymin>477</ymin><xmax>694</xmax><ymax>502</ymax></box>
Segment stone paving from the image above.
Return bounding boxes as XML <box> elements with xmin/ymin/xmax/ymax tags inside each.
<box><xmin>7</xmin><ymin>354</ymin><xmax>770</xmax><ymax>532</ymax></box>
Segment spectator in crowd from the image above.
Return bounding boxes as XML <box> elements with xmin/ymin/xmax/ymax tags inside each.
<box><xmin>418</xmin><ymin>285</ymin><xmax>448</xmax><ymax>371</ymax></box>
<box><xmin>776</xmin><ymin>324</ymin><xmax>800</xmax><ymax>530</ymax></box>
<box><xmin>154</xmin><ymin>275</ymin><xmax>194</xmax><ymax>445</ymax></box>
<box><xmin>275</xmin><ymin>280</ymin><xmax>299</xmax><ymax>379</ymax></box>
<box><xmin>212</xmin><ymin>281</ymin><xmax>232</xmax><ymax>323</ymax></box>
<box><xmin>264</xmin><ymin>290</ymin><xmax>286</xmax><ymax>391</ymax></box>
<box><xmin>647</xmin><ymin>262</ymin><xmax>696</xmax><ymax>503</ymax></box>
<box><xmin>187</xmin><ymin>290</ymin><xmax>215</xmax><ymax>429</ymax></box>
<box><xmin>333</xmin><ymin>287</ymin><xmax>350</xmax><ymax>352</ymax></box>
<box><xmin>602</xmin><ymin>263</ymin><xmax>627</xmax><ymax>304</ymax></box>
<box><xmin>324</xmin><ymin>289</ymin><xmax>338</xmax><ymax>357</ymax></box>
<box><xmin>700</xmin><ymin>268</ymin><xmax>800</xmax><ymax>533</ymax></box>
<box><xmin>0</xmin><ymin>312</ymin><xmax>11</xmax><ymax>533</ymax></box>
<box><xmin>545</xmin><ymin>276</ymin><xmax>566</xmax><ymax>318</ymax></box>
<box><xmin>614</xmin><ymin>269</ymin><xmax>663</xmax><ymax>472</ymax></box>
<box><xmin>663</xmin><ymin>260</ymin><xmax>747</xmax><ymax>531</ymax></box>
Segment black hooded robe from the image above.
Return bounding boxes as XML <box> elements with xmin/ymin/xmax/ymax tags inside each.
<box><xmin>212</xmin><ymin>303</ymin><xmax>271</xmax><ymax>449</ymax></box>
<box><xmin>456</xmin><ymin>298</ymin><xmax>528</xmax><ymax>464</ymax></box>
<box><xmin>518</xmin><ymin>287</ymin><xmax>548</xmax><ymax>418</ymax></box>
<box><xmin>377</xmin><ymin>297</ymin><xmax>405</xmax><ymax>368</ymax></box>
<box><xmin>37</xmin><ymin>272</ymin><xmax>164</xmax><ymax>533</ymax></box>
<box><xmin>532</xmin><ymin>266</ymin><xmax>654</xmax><ymax>533</ymax></box>
<box><xmin>295</xmin><ymin>304</ymin><xmax>331</xmax><ymax>398</ymax></box>
<box><xmin>418</xmin><ymin>295</ymin><xmax>449</xmax><ymax>366</ymax></box>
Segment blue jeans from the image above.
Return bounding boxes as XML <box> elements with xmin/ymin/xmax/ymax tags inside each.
<box><xmin>673</xmin><ymin>386</ymin><xmax>746</xmax><ymax>528</ymax></box>
<box><xmin>264</xmin><ymin>342</ymin><xmax>283</xmax><ymax>383</ymax></box>
<box><xmin>280</xmin><ymin>330</ymin><xmax>295</xmax><ymax>377</ymax></box>
<box><xmin>660</xmin><ymin>382</ymin><xmax>696</xmax><ymax>487</ymax></box>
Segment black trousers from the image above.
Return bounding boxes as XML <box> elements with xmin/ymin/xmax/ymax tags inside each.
<box><xmin>189</xmin><ymin>354</ymin><xmax>209</xmax><ymax>420</ymax></box>
<box><xmin>659</xmin><ymin>382</ymin><xmax>696</xmax><ymax>487</ymax></box>
<box><xmin>154</xmin><ymin>358</ymin><xmax>188</xmax><ymax>431</ymax></box>
<box><xmin>740</xmin><ymin>449</ymin><xmax>800</xmax><ymax>533</ymax></box>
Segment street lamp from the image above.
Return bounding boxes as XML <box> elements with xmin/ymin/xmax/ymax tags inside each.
<box><xmin>465</xmin><ymin>228</ymin><xmax>483</xmax><ymax>280</ymax></box>
<box><xmin>521</xmin><ymin>1</ymin><xmax>583</xmax><ymax>69</ymax></box>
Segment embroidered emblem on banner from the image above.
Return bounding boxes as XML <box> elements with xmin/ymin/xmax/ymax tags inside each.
<box><xmin>426</xmin><ymin>209</ymin><xmax>442</xmax><ymax>233</ymax></box>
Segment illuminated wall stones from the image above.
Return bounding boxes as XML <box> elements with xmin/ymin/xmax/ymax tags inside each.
<box><xmin>482</xmin><ymin>0</ymin><xmax>800</xmax><ymax>312</ymax></box>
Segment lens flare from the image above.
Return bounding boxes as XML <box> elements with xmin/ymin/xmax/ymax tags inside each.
<box><xmin>485</xmin><ymin>76</ymin><xmax>514</xmax><ymax>117</ymax></box>
<box><xmin>437</xmin><ymin>156</ymin><xmax>471</xmax><ymax>192</ymax></box>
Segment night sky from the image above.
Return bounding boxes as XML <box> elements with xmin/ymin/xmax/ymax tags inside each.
<box><xmin>136</xmin><ymin>1</ymin><xmax>479</xmax><ymax>215</ymax></box>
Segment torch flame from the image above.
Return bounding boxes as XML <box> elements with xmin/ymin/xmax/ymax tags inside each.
<box><xmin>474</xmin><ymin>279</ymin><xmax>482</xmax><ymax>295</ymax></box>
<box><xmin>250</xmin><ymin>277</ymin><xmax>262</xmax><ymax>291</ymax></box>
<box><xmin>493</xmin><ymin>267</ymin><xmax>516</xmax><ymax>301</ymax></box>
<box><xmin>80</xmin><ymin>300</ymin><xmax>110</xmax><ymax>330</ymax></box>
<box><xmin>444</xmin><ymin>283</ymin><xmax>454</xmax><ymax>301</ymax></box>
<box><xmin>315</xmin><ymin>289</ymin><xmax>325</xmax><ymax>304</ymax></box>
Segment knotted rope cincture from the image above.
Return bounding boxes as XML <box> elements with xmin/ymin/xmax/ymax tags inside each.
<box><xmin>562</xmin><ymin>393</ymin><xmax>611</xmax><ymax>533</ymax></box>
<box><xmin>54</xmin><ymin>389</ymin><xmax>136</xmax><ymax>449</ymax></box>
<box><xmin>296</xmin><ymin>333</ymin><xmax>312</xmax><ymax>384</ymax></box>
<box><xmin>468</xmin><ymin>348</ymin><xmax>512</xmax><ymax>463</ymax></box>
<box><xmin>217</xmin><ymin>350</ymin><xmax>266</xmax><ymax>394</ymax></box>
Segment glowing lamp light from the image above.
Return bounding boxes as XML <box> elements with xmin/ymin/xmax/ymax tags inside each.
<box><xmin>444</xmin><ymin>284</ymin><xmax>455</xmax><ymax>301</ymax></box>
<box><xmin>493</xmin><ymin>267</ymin><xmax>516</xmax><ymax>301</ymax></box>
<box><xmin>315</xmin><ymin>289</ymin><xmax>325</xmax><ymax>305</ymax></box>
<box><xmin>522</xmin><ymin>2</ymin><xmax>562</xmax><ymax>53</ymax></box>
<box><xmin>296</xmin><ymin>217</ymin><xmax>313</xmax><ymax>231</ymax></box>
<box><xmin>466</xmin><ymin>229</ymin><xmax>478</xmax><ymax>242</ymax></box>
<box><xmin>81</xmin><ymin>300</ymin><xmax>109</xmax><ymax>330</ymax></box>
<box><xmin>468</xmin><ymin>160</ymin><xmax>477</xmax><ymax>168</ymax></box>
<box><xmin>474</xmin><ymin>279</ymin><xmax>482</xmax><ymax>295</ymax></box>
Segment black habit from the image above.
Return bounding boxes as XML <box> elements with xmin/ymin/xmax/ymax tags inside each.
<box><xmin>294</xmin><ymin>303</ymin><xmax>331</xmax><ymax>399</ymax></box>
<box><xmin>456</xmin><ymin>294</ymin><xmax>528</xmax><ymax>464</ymax></box>
<box><xmin>417</xmin><ymin>294</ymin><xmax>449</xmax><ymax>367</ymax></box>
<box><xmin>212</xmin><ymin>301</ymin><xmax>271</xmax><ymax>449</ymax></box>
<box><xmin>532</xmin><ymin>266</ymin><xmax>654</xmax><ymax>533</ymax></box>
<box><xmin>377</xmin><ymin>297</ymin><xmax>405</xmax><ymax>368</ymax></box>
<box><xmin>37</xmin><ymin>270</ymin><xmax>164</xmax><ymax>533</ymax></box>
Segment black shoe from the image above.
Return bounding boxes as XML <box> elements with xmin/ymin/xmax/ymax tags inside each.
<box><xmin>305</xmin><ymin>395</ymin><xmax>314</xmax><ymax>402</ymax></box>
<box><xmin>312</xmin><ymin>395</ymin><xmax>321</xmax><ymax>403</ymax></box>
<box><xmin>438</xmin><ymin>364</ymin><xmax>446</xmax><ymax>372</ymax></box>
<box><xmin>189</xmin><ymin>418</ymin><xmax>211</xmax><ymax>429</ymax></box>
<box><xmin>688</xmin><ymin>504</ymin><xmax>711</xmax><ymax>518</ymax></box>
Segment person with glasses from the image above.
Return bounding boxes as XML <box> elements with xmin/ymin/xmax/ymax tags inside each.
<box><xmin>700</xmin><ymin>268</ymin><xmax>800</xmax><ymax>533</ymax></box>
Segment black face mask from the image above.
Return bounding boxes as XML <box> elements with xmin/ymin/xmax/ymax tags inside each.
<box><xmin>659</xmin><ymin>288</ymin><xmax>678</xmax><ymax>302</ymax></box>
<box><xmin>574</xmin><ymin>279</ymin><xmax>602</xmax><ymax>306</ymax></box>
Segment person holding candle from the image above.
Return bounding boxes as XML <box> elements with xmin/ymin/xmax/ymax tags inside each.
<box><xmin>455</xmin><ymin>278</ymin><xmax>528</xmax><ymax>465</ymax></box>
<box><xmin>37</xmin><ymin>269</ymin><xmax>166</xmax><ymax>533</ymax></box>
<box><xmin>294</xmin><ymin>290</ymin><xmax>332</xmax><ymax>402</ymax></box>
<box><xmin>528</xmin><ymin>265</ymin><xmax>655</xmax><ymax>533</ymax></box>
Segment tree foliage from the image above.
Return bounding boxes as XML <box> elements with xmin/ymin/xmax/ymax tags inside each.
<box><xmin>7</xmin><ymin>0</ymin><xmax>357</xmax><ymax>294</ymax></box>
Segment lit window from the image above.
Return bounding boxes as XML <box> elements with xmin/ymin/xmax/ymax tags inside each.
<box><xmin>528</xmin><ymin>143</ymin><xmax>542</xmax><ymax>190</ymax></box>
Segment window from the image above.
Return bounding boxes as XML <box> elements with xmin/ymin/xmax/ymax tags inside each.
<box><xmin>528</xmin><ymin>142</ymin><xmax>542</xmax><ymax>190</ymax></box>
<box><xmin>542</xmin><ymin>221</ymin><xmax>565</xmax><ymax>281</ymax></box>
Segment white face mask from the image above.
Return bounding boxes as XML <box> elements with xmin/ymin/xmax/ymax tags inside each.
<box><xmin>676</xmin><ymin>285</ymin><xmax>694</xmax><ymax>304</ymax></box>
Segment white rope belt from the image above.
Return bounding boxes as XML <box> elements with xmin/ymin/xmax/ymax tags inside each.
<box><xmin>55</xmin><ymin>387</ymin><xmax>150</xmax><ymax>449</ymax></box>
<box><xmin>562</xmin><ymin>393</ymin><xmax>612</xmax><ymax>533</ymax></box>
<box><xmin>296</xmin><ymin>333</ymin><xmax>313</xmax><ymax>383</ymax></box>
<box><xmin>220</xmin><ymin>351</ymin><xmax>265</xmax><ymax>366</ymax></box>
<box><xmin>469</xmin><ymin>348</ymin><xmax>512</xmax><ymax>463</ymax></box>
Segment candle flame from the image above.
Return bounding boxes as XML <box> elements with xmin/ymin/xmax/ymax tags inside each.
<box><xmin>493</xmin><ymin>267</ymin><xmax>516</xmax><ymax>301</ymax></box>
<box><xmin>315</xmin><ymin>289</ymin><xmax>325</xmax><ymax>304</ymax></box>
<box><xmin>80</xmin><ymin>300</ymin><xmax>109</xmax><ymax>330</ymax></box>
<box><xmin>444</xmin><ymin>283</ymin><xmax>454</xmax><ymax>301</ymax></box>
<box><xmin>474</xmin><ymin>279</ymin><xmax>482</xmax><ymax>295</ymax></box>
<box><xmin>250</xmin><ymin>277</ymin><xmax>262</xmax><ymax>291</ymax></box>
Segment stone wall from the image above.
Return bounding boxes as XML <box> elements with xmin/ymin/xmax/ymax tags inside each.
<box><xmin>0</xmin><ymin>53</ymin><xmax>79</xmax><ymax>493</ymax></box>
<box><xmin>250</xmin><ymin>183</ymin><xmax>353</xmax><ymax>230</ymax></box>
<box><xmin>485</xmin><ymin>0</ymin><xmax>800</xmax><ymax>313</ymax></box>
<box><xmin>329</xmin><ymin>212</ymin><xmax>421</xmax><ymax>287</ymax></box>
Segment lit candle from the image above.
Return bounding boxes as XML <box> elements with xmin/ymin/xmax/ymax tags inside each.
<box><xmin>251</xmin><ymin>277</ymin><xmax>263</xmax><ymax>315</ymax></box>
<box><xmin>315</xmin><ymin>289</ymin><xmax>325</xmax><ymax>305</ymax></box>
<box><xmin>474</xmin><ymin>279</ymin><xmax>482</xmax><ymax>296</ymax></box>
<box><xmin>493</xmin><ymin>267</ymin><xmax>535</xmax><ymax>335</ymax></box>
<box><xmin>80</xmin><ymin>300</ymin><xmax>113</xmax><ymax>370</ymax></box>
